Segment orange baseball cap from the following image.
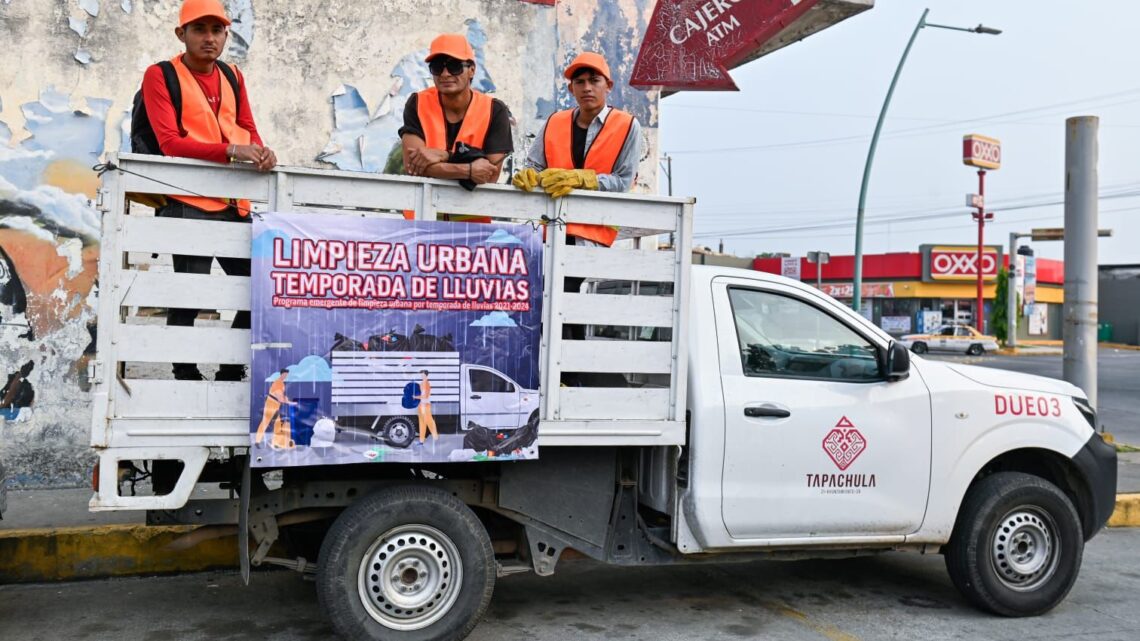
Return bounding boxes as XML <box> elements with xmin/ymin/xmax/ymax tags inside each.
<box><xmin>425</xmin><ymin>34</ymin><xmax>475</xmax><ymax>62</ymax></box>
<box><xmin>179</xmin><ymin>0</ymin><xmax>231</xmax><ymax>26</ymax></box>
<box><xmin>564</xmin><ymin>52</ymin><xmax>611</xmax><ymax>82</ymax></box>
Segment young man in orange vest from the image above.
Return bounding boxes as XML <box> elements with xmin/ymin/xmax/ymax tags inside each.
<box><xmin>400</xmin><ymin>34</ymin><xmax>513</xmax><ymax>188</ymax></box>
<box><xmin>142</xmin><ymin>0</ymin><xmax>276</xmax><ymax>381</ymax></box>
<box><xmin>512</xmin><ymin>51</ymin><xmax>642</xmax><ymax>250</ymax></box>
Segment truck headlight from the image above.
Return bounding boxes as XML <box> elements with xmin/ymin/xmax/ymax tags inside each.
<box><xmin>1072</xmin><ymin>396</ymin><xmax>1097</xmax><ymax>430</ymax></box>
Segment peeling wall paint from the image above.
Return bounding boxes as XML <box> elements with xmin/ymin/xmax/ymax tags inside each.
<box><xmin>0</xmin><ymin>0</ymin><xmax>660</xmax><ymax>488</ymax></box>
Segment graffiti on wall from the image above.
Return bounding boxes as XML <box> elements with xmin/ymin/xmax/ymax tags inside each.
<box><xmin>0</xmin><ymin>84</ymin><xmax>102</xmax><ymax>486</ymax></box>
<box><xmin>0</xmin><ymin>0</ymin><xmax>659</xmax><ymax>488</ymax></box>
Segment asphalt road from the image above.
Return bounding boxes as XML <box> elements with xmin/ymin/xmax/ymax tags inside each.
<box><xmin>925</xmin><ymin>347</ymin><xmax>1140</xmax><ymax>445</ymax></box>
<box><xmin>2</xmin><ymin>528</ymin><xmax>1137</xmax><ymax>641</ymax></box>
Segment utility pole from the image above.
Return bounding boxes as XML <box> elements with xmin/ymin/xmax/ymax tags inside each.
<box><xmin>1063</xmin><ymin>116</ymin><xmax>1099</xmax><ymax>408</ymax></box>
<box><xmin>1007</xmin><ymin>231</ymin><xmax>1030</xmax><ymax>347</ymax></box>
<box><xmin>661</xmin><ymin>154</ymin><xmax>674</xmax><ymax>247</ymax></box>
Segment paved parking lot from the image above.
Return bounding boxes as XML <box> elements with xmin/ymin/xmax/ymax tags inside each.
<box><xmin>2</xmin><ymin>528</ymin><xmax>1137</xmax><ymax>641</ymax></box>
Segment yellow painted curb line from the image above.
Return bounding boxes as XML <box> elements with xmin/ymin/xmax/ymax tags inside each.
<box><xmin>0</xmin><ymin>524</ymin><xmax>238</xmax><ymax>584</ymax></box>
<box><xmin>1109</xmin><ymin>494</ymin><xmax>1140</xmax><ymax>528</ymax></box>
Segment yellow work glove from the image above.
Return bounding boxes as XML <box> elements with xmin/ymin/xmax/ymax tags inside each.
<box><xmin>511</xmin><ymin>167</ymin><xmax>539</xmax><ymax>192</ymax></box>
<box><xmin>540</xmin><ymin>168</ymin><xmax>598</xmax><ymax>199</ymax></box>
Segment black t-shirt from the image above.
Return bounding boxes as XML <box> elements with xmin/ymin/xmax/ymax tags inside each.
<box><xmin>399</xmin><ymin>92</ymin><xmax>513</xmax><ymax>155</ymax></box>
<box><xmin>571</xmin><ymin>122</ymin><xmax>588</xmax><ymax>170</ymax></box>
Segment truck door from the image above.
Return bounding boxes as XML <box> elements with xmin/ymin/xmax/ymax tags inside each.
<box><xmin>461</xmin><ymin>366</ymin><xmax>523</xmax><ymax>429</ymax></box>
<box><xmin>714</xmin><ymin>279</ymin><xmax>932</xmax><ymax>540</ymax></box>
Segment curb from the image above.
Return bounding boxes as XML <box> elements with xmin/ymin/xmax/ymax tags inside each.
<box><xmin>0</xmin><ymin>524</ymin><xmax>238</xmax><ymax>584</ymax></box>
<box><xmin>3</xmin><ymin>495</ymin><xmax>1139</xmax><ymax>583</ymax></box>
<box><xmin>1109</xmin><ymin>493</ymin><xmax>1140</xmax><ymax>528</ymax></box>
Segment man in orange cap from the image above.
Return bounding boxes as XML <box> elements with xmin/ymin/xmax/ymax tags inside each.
<box><xmin>512</xmin><ymin>51</ymin><xmax>641</xmax><ymax>248</ymax></box>
<box><xmin>139</xmin><ymin>0</ymin><xmax>276</xmax><ymax>381</ymax></box>
<box><xmin>400</xmin><ymin>33</ymin><xmax>513</xmax><ymax>188</ymax></box>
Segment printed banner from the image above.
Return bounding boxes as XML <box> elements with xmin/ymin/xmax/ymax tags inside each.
<box><xmin>250</xmin><ymin>213</ymin><xmax>544</xmax><ymax>467</ymax></box>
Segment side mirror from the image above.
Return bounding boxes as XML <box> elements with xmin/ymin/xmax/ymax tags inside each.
<box><xmin>885</xmin><ymin>341</ymin><xmax>911</xmax><ymax>382</ymax></box>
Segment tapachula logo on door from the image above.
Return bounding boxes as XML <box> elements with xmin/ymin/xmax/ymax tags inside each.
<box><xmin>806</xmin><ymin>417</ymin><xmax>877</xmax><ymax>493</ymax></box>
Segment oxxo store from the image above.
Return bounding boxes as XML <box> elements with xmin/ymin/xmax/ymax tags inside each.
<box><xmin>755</xmin><ymin>245</ymin><xmax>1064</xmax><ymax>339</ymax></box>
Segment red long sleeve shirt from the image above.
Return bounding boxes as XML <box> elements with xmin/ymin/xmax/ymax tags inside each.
<box><xmin>142</xmin><ymin>60</ymin><xmax>264</xmax><ymax>163</ymax></box>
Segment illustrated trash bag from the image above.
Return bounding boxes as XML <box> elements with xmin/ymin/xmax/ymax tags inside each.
<box><xmin>462</xmin><ymin>421</ymin><xmax>500</xmax><ymax>452</ymax></box>
<box><xmin>329</xmin><ymin>332</ymin><xmax>365</xmax><ymax>352</ymax></box>
<box><xmin>492</xmin><ymin>413</ymin><xmax>539</xmax><ymax>455</ymax></box>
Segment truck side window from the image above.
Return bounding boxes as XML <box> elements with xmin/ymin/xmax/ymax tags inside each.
<box><xmin>728</xmin><ymin>288</ymin><xmax>882</xmax><ymax>383</ymax></box>
<box><xmin>470</xmin><ymin>369</ymin><xmax>515</xmax><ymax>394</ymax></box>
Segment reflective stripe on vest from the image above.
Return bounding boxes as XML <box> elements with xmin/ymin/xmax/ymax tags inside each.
<box><xmin>169</xmin><ymin>55</ymin><xmax>253</xmax><ymax>214</ymax></box>
<box><xmin>542</xmin><ymin>108</ymin><xmax>634</xmax><ymax>247</ymax></box>
<box><xmin>416</xmin><ymin>87</ymin><xmax>493</xmax><ymax>153</ymax></box>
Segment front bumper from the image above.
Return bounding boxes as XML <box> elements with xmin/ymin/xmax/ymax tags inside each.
<box><xmin>1071</xmin><ymin>432</ymin><xmax>1117</xmax><ymax>539</ymax></box>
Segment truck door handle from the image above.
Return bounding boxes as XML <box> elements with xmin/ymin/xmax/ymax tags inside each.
<box><xmin>744</xmin><ymin>406</ymin><xmax>790</xmax><ymax>418</ymax></box>
<box><xmin>470</xmin><ymin>395</ymin><xmax>482</xmax><ymax>400</ymax></box>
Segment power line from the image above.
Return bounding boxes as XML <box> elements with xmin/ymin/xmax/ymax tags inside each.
<box><xmin>667</xmin><ymin>88</ymin><xmax>1140</xmax><ymax>155</ymax></box>
<box><xmin>694</xmin><ymin>186</ymin><xmax>1140</xmax><ymax>238</ymax></box>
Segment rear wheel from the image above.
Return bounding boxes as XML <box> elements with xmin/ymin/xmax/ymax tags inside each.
<box><xmin>911</xmin><ymin>342</ymin><xmax>928</xmax><ymax>354</ymax></box>
<box><xmin>317</xmin><ymin>485</ymin><xmax>495</xmax><ymax>641</ymax></box>
<box><xmin>967</xmin><ymin>343</ymin><xmax>984</xmax><ymax>356</ymax></box>
<box><xmin>383</xmin><ymin>417</ymin><xmax>416</xmax><ymax>449</ymax></box>
<box><xmin>944</xmin><ymin>472</ymin><xmax>1084</xmax><ymax>616</ymax></box>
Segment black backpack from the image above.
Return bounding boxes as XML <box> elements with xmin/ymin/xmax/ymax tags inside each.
<box><xmin>130</xmin><ymin>59</ymin><xmax>241</xmax><ymax>155</ymax></box>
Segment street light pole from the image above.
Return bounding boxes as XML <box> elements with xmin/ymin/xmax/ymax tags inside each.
<box><xmin>853</xmin><ymin>9</ymin><xmax>1001</xmax><ymax>312</ymax></box>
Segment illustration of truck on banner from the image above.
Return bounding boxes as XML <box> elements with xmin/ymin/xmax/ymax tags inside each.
<box><xmin>330</xmin><ymin>350</ymin><xmax>539</xmax><ymax>449</ymax></box>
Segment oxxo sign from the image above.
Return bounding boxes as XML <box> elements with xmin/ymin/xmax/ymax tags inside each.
<box><xmin>922</xmin><ymin>245</ymin><xmax>1002</xmax><ymax>282</ymax></box>
<box><xmin>963</xmin><ymin>134</ymin><xmax>1001</xmax><ymax>170</ymax></box>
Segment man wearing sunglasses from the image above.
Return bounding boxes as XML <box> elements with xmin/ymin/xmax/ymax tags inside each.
<box><xmin>400</xmin><ymin>34</ymin><xmax>513</xmax><ymax>188</ymax></box>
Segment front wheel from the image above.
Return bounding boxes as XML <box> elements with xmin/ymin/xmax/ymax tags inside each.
<box><xmin>967</xmin><ymin>343</ymin><xmax>984</xmax><ymax>356</ymax></box>
<box><xmin>317</xmin><ymin>485</ymin><xmax>496</xmax><ymax>641</ymax></box>
<box><xmin>944</xmin><ymin>472</ymin><xmax>1084</xmax><ymax>617</ymax></box>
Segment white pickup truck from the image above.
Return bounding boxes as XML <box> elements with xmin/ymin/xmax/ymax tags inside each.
<box><xmin>89</xmin><ymin>155</ymin><xmax>1115</xmax><ymax>641</ymax></box>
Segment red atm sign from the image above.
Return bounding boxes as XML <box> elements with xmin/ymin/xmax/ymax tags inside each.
<box><xmin>963</xmin><ymin>134</ymin><xmax>1001</xmax><ymax>170</ymax></box>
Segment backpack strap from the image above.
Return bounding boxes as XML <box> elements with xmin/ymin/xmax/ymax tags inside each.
<box><xmin>156</xmin><ymin>60</ymin><xmax>182</xmax><ymax>134</ymax></box>
<box><xmin>215</xmin><ymin>60</ymin><xmax>242</xmax><ymax>119</ymax></box>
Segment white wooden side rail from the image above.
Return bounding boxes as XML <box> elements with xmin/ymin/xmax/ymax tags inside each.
<box><xmin>90</xmin><ymin>153</ymin><xmax>693</xmax><ymax>507</ymax></box>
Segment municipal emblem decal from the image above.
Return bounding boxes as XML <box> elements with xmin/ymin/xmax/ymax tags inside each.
<box><xmin>822</xmin><ymin>416</ymin><xmax>866</xmax><ymax>471</ymax></box>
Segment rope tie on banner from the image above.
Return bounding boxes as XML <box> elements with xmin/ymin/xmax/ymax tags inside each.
<box><xmin>92</xmin><ymin>161</ymin><xmax>255</xmax><ymax>217</ymax></box>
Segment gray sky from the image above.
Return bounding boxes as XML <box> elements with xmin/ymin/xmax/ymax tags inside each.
<box><xmin>658</xmin><ymin>0</ymin><xmax>1139</xmax><ymax>265</ymax></box>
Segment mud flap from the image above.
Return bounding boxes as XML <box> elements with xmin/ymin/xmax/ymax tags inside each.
<box><xmin>239</xmin><ymin>455</ymin><xmax>251</xmax><ymax>585</ymax></box>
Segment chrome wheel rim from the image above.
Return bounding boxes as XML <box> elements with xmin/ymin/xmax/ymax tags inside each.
<box><xmin>388</xmin><ymin>422</ymin><xmax>411</xmax><ymax>444</ymax></box>
<box><xmin>358</xmin><ymin>524</ymin><xmax>462</xmax><ymax>630</ymax></box>
<box><xmin>990</xmin><ymin>507</ymin><xmax>1059</xmax><ymax>592</ymax></box>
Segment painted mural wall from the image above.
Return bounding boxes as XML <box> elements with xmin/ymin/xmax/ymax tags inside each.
<box><xmin>0</xmin><ymin>0</ymin><xmax>660</xmax><ymax>488</ymax></box>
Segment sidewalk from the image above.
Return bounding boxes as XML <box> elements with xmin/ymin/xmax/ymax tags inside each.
<box><xmin>997</xmin><ymin>340</ymin><xmax>1140</xmax><ymax>356</ymax></box>
<box><xmin>3</xmin><ymin>456</ymin><xmax>1138</xmax><ymax>583</ymax></box>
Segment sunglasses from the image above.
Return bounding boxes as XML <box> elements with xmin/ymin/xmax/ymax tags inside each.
<box><xmin>429</xmin><ymin>58</ymin><xmax>473</xmax><ymax>76</ymax></box>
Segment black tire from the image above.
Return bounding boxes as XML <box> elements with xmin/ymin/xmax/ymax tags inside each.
<box><xmin>383</xmin><ymin>417</ymin><xmax>416</xmax><ymax>449</ymax></box>
<box><xmin>317</xmin><ymin>485</ymin><xmax>496</xmax><ymax>641</ymax></box>
<box><xmin>944</xmin><ymin>472</ymin><xmax>1084</xmax><ymax>617</ymax></box>
<box><xmin>967</xmin><ymin>343</ymin><xmax>984</xmax><ymax>356</ymax></box>
<box><xmin>911</xmin><ymin>342</ymin><xmax>928</xmax><ymax>354</ymax></box>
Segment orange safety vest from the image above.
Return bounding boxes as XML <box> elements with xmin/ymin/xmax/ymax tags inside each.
<box><xmin>404</xmin><ymin>88</ymin><xmax>495</xmax><ymax>223</ymax></box>
<box><xmin>543</xmin><ymin>107</ymin><xmax>634</xmax><ymax>247</ymax></box>
<box><xmin>169</xmin><ymin>55</ymin><xmax>253</xmax><ymax>215</ymax></box>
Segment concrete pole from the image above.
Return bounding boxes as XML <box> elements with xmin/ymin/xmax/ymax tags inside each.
<box><xmin>1007</xmin><ymin>232</ymin><xmax>1018</xmax><ymax>347</ymax></box>
<box><xmin>1063</xmin><ymin>116</ymin><xmax>1099</xmax><ymax>407</ymax></box>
